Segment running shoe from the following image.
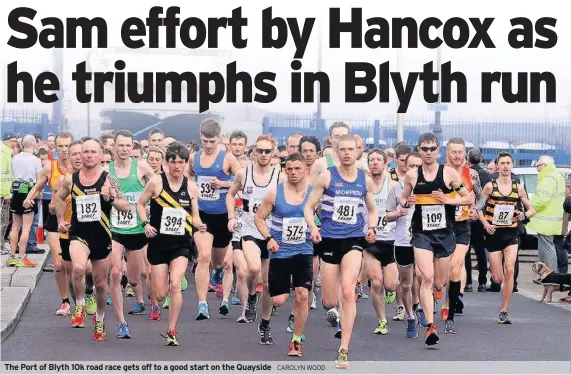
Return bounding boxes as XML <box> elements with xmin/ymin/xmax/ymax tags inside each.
<box><xmin>271</xmin><ymin>306</ymin><xmax>276</xmax><ymax>316</ymax></box>
<box><xmin>85</xmin><ymin>294</ymin><xmax>97</xmax><ymax>315</ymax></box>
<box><xmin>559</xmin><ymin>295</ymin><xmax>571</xmax><ymax>303</ymax></box>
<box><xmin>208</xmin><ymin>284</ymin><xmax>217</xmax><ymax>293</ymax></box>
<box><xmin>257</xmin><ymin>323</ymin><xmax>273</xmax><ymax>345</ymax></box>
<box><xmin>287</xmin><ymin>315</ymin><xmax>294</xmax><ymax>333</ymax></box>
<box><xmin>433</xmin><ymin>289</ymin><xmax>443</xmax><ymax>300</ymax></box>
<box><xmin>497</xmin><ymin>311</ymin><xmax>512</xmax><ymax>324</ymax></box>
<box><xmin>440</xmin><ymin>306</ymin><xmax>449</xmax><ymax>321</ymax></box>
<box><xmin>334</xmin><ymin>321</ymin><xmax>342</xmax><ymax>339</ymax></box>
<box><xmin>256</xmin><ymin>284</ymin><xmax>263</xmax><ymax>293</ymax></box>
<box><xmin>181</xmin><ymin>276</ymin><xmax>188</xmax><ymax>291</ymax></box>
<box><xmin>106</xmin><ymin>295</ymin><xmax>112</xmax><ymax>306</ymax></box>
<box><xmin>211</xmin><ymin>268</ymin><xmax>224</xmax><ymax>286</ymax></box>
<box><xmin>373</xmin><ymin>318</ymin><xmax>388</xmax><ymax>335</ymax></box>
<box><xmin>71</xmin><ymin>305</ymin><xmax>87</xmax><ymax>328</ymax></box>
<box><xmin>288</xmin><ymin>341</ymin><xmax>303</xmax><ymax>357</ymax></box>
<box><xmin>310</xmin><ymin>293</ymin><xmax>317</xmax><ymax>310</ymax></box>
<box><xmin>93</xmin><ymin>321</ymin><xmax>107</xmax><ymax>341</ymax></box>
<box><xmin>245</xmin><ymin>295</ymin><xmax>257</xmax><ymax>322</ymax></box>
<box><xmin>393</xmin><ymin>305</ymin><xmax>405</xmax><ymax>321</ymax></box>
<box><xmin>196</xmin><ymin>302</ymin><xmax>210</xmax><ymax>320</ymax></box>
<box><xmin>415</xmin><ymin>308</ymin><xmax>428</xmax><ymax>328</ymax></box>
<box><xmin>148</xmin><ymin>306</ymin><xmax>161</xmax><ymax>321</ymax></box>
<box><xmin>444</xmin><ymin>320</ymin><xmax>458</xmax><ymax>334</ymax></box>
<box><xmin>56</xmin><ymin>302</ymin><xmax>71</xmax><ymax>316</ymax></box>
<box><xmin>384</xmin><ymin>290</ymin><xmax>396</xmax><ymax>304</ymax></box>
<box><xmin>236</xmin><ymin>314</ymin><xmax>248</xmax><ymax>323</ymax></box>
<box><xmin>425</xmin><ymin>324</ymin><xmax>439</xmax><ymax>346</ymax></box>
<box><xmin>17</xmin><ymin>257</ymin><xmax>37</xmax><ymax>267</ymax></box>
<box><xmin>163</xmin><ymin>329</ymin><xmax>179</xmax><ymax>346</ymax></box>
<box><xmin>335</xmin><ymin>348</ymin><xmax>350</xmax><ymax>369</ymax></box>
<box><xmin>406</xmin><ymin>318</ymin><xmax>418</xmax><ymax>338</ymax></box>
<box><xmin>216</xmin><ymin>284</ymin><xmax>224</xmax><ymax>298</ymax></box>
<box><xmin>6</xmin><ymin>256</ymin><xmax>17</xmax><ymax>267</ymax></box>
<box><xmin>356</xmin><ymin>285</ymin><xmax>369</xmax><ymax>300</ymax></box>
<box><xmin>128</xmin><ymin>302</ymin><xmax>145</xmax><ymax>315</ymax></box>
<box><xmin>125</xmin><ymin>284</ymin><xmax>135</xmax><ymax>297</ymax></box>
<box><xmin>219</xmin><ymin>301</ymin><xmax>230</xmax><ymax>316</ymax></box>
<box><xmin>231</xmin><ymin>290</ymin><xmax>241</xmax><ymax>305</ymax></box>
<box><xmin>455</xmin><ymin>295</ymin><xmax>464</xmax><ymax>315</ymax></box>
<box><xmin>116</xmin><ymin>322</ymin><xmax>131</xmax><ymax>339</ymax></box>
<box><xmin>326</xmin><ymin>308</ymin><xmax>339</xmax><ymax>327</ymax></box>
<box><xmin>162</xmin><ymin>294</ymin><xmax>170</xmax><ymax>309</ymax></box>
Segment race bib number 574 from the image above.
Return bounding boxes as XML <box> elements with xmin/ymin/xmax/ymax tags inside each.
<box><xmin>282</xmin><ymin>217</ymin><xmax>307</xmax><ymax>244</ymax></box>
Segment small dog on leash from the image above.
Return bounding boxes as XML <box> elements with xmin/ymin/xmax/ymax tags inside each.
<box><xmin>531</xmin><ymin>262</ymin><xmax>557</xmax><ymax>303</ymax></box>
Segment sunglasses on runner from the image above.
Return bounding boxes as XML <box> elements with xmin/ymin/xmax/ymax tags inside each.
<box><xmin>256</xmin><ymin>148</ymin><xmax>273</xmax><ymax>155</ymax></box>
<box><xmin>420</xmin><ymin>146</ymin><xmax>438</xmax><ymax>152</ymax></box>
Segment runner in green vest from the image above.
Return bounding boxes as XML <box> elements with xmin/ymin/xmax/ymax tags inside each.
<box><xmin>108</xmin><ymin>130</ymin><xmax>155</xmax><ymax>339</ymax></box>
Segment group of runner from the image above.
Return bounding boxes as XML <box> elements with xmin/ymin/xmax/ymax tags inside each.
<box><xmin>18</xmin><ymin>119</ymin><xmax>536</xmax><ymax>369</ymax></box>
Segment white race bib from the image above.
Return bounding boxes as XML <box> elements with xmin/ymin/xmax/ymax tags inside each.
<box><xmin>197</xmin><ymin>176</ymin><xmax>220</xmax><ymax>201</ymax></box>
<box><xmin>111</xmin><ymin>192</ymin><xmax>140</xmax><ymax>229</ymax></box>
<box><xmin>333</xmin><ymin>197</ymin><xmax>360</xmax><ymax>225</ymax></box>
<box><xmin>160</xmin><ymin>207</ymin><xmax>186</xmax><ymax>236</ymax></box>
<box><xmin>492</xmin><ymin>205</ymin><xmax>514</xmax><ymax>226</ymax></box>
<box><xmin>282</xmin><ymin>217</ymin><xmax>307</xmax><ymax>244</ymax></box>
<box><xmin>455</xmin><ymin>205</ymin><xmax>462</xmax><ymax>220</ymax></box>
<box><xmin>76</xmin><ymin>194</ymin><xmax>101</xmax><ymax>223</ymax></box>
<box><xmin>404</xmin><ymin>212</ymin><xmax>413</xmax><ymax>243</ymax></box>
<box><xmin>421</xmin><ymin>205</ymin><xmax>446</xmax><ymax>231</ymax></box>
<box><xmin>251</xmin><ymin>198</ymin><xmax>263</xmax><ymax>215</ymax></box>
<box><xmin>376</xmin><ymin>209</ymin><xmax>396</xmax><ymax>236</ymax></box>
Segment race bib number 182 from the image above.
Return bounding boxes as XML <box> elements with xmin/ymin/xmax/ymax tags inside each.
<box><xmin>76</xmin><ymin>194</ymin><xmax>101</xmax><ymax>223</ymax></box>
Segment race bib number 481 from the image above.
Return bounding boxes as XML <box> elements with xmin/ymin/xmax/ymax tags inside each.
<box><xmin>421</xmin><ymin>205</ymin><xmax>446</xmax><ymax>231</ymax></box>
<box><xmin>197</xmin><ymin>176</ymin><xmax>220</xmax><ymax>201</ymax></box>
<box><xmin>333</xmin><ymin>197</ymin><xmax>360</xmax><ymax>225</ymax></box>
<box><xmin>76</xmin><ymin>194</ymin><xmax>101</xmax><ymax>223</ymax></box>
<box><xmin>160</xmin><ymin>207</ymin><xmax>186</xmax><ymax>236</ymax></box>
<box><xmin>282</xmin><ymin>217</ymin><xmax>307</xmax><ymax>244</ymax></box>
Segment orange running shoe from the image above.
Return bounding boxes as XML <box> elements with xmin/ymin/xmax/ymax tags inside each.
<box><xmin>256</xmin><ymin>284</ymin><xmax>263</xmax><ymax>293</ymax></box>
<box><xmin>20</xmin><ymin>257</ymin><xmax>37</xmax><ymax>267</ymax></box>
<box><xmin>425</xmin><ymin>324</ymin><xmax>439</xmax><ymax>346</ymax></box>
<box><xmin>148</xmin><ymin>306</ymin><xmax>161</xmax><ymax>320</ymax></box>
<box><xmin>433</xmin><ymin>289</ymin><xmax>443</xmax><ymax>300</ymax></box>
<box><xmin>93</xmin><ymin>321</ymin><xmax>107</xmax><ymax>341</ymax></box>
<box><xmin>71</xmin><ymin>305</ymin><xmax>87</xmax><ymax>328</ymax></box>
<box><xmin>288</xmin><ymin>341</ymin><xmax>303</xmax><ymax>357</ymax></box>
<box><xmin>440</xmin><ymin>307</ymin><xmax>449</xmax><ymax>321</ymax></box>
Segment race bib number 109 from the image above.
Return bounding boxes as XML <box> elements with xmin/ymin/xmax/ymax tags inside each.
<box><xmin>421</xmin><ymin>205</ymin><xmax>446</xmax><ymax>231</ymax></box>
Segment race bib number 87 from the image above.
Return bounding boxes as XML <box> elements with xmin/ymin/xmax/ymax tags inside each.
<box><xmin>333</xmin><ymin>197</ymin><xmax>360</xmax><ymax>225</ymax></box>
<box><xmin>492</xmin><ymin>205</ymin><xmax>514</xmax><ymax>226</ymax></box>
<box><xmin>160</xmin><ymin>207</ymin><xmax>186</xmax><ymax>236</ymax></box>
<box><xmin>76</xmin><ymin>194</ymin><xmax>101</xmax><ymax>223</ymax></box>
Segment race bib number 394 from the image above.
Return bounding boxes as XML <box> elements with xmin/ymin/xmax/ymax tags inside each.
<box><xmin>197</xmin><ymin>176</ymin><xmax>220</xmax><ymax>201</ymax></box>
<box><xmin>421</xmin><ymin>205</ymin><xmax>446</xmax><ymax>231</ymax></box>
<box><xmin>282</xmin><ymin>217</ymin><xmax>307</xmax><ymax>244</ymax></box>
<box><xmin>160</xmin><ymin>207</ymin><xmax>186</xmax><ymax>236</ymax></box>
<box><xmin>333</xmin><ymin>197</ymin><xmax>360</xmax><ymax>225</ymax></box>
<box><xmin>76</xmin><ymin>194</ymin><xmax>101</xmax><ymax>223</ymax></box>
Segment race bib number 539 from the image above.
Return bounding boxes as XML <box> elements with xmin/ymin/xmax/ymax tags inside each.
<box><xmin>197</xmin><ymin>176</ymin><xmax>220</xmax><ymax>201</ymax></box>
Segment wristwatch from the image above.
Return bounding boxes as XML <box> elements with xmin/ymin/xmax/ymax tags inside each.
<box><xmin>108</xmin><ymin>195</ymin><xmax>115</xmax><ymax>204</ymax></box>
<box><xmin>141</xmin><ymin>220</ymin><xmax>149</xmax><ymax>227</ymax></box>
<box><xmin>265</xmin><ymin>235</ymin><xmax>275</xmax><ymax>244</ymax></box>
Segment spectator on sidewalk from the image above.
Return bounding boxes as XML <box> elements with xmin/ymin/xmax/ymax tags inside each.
<box><xmin>527</xmin><ymin>156</ymin><xmax>566</xmax><ymax>274</ymax></box>
<box><xmin>1</xmin><ymin>133</ymin><xmax>16</xmax><ymax>254</ymax></box>
<box><xmin>7</xmin><ymin>135</ymin><xmax>42</xmax><ymax>267</ymax></box>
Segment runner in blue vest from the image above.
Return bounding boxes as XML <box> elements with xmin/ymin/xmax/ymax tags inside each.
<box><xmin>188</xmin><ymin>118</ymin><xmax>241</xmax><ymax>320</ymax></box>
<box><xmin>304</xmin><ymin>134</ymin><xmax>377</xmax><ymax>369</ymax></box>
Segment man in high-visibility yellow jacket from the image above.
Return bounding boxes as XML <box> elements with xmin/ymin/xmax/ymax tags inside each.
<box><xmin>1</xmin><ymin>132</ymin><xmax>16</xmax><ymax>251</ymax></box>
<box><xmin>527</xmin><ymin>156</ymin><xmax>566</xmax><ymax>272</ymax></box>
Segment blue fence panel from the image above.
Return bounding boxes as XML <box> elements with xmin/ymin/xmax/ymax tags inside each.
<box><xmin>265</xmin><ymin>113</ymin><xmax>571</xmax><ymax>166</ymax></box>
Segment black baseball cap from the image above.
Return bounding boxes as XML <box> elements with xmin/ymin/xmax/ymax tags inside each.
<box><xmin>3</xmin><ymin>132</ymin><xmax>17</xmax><ymax>141</ymax></box>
